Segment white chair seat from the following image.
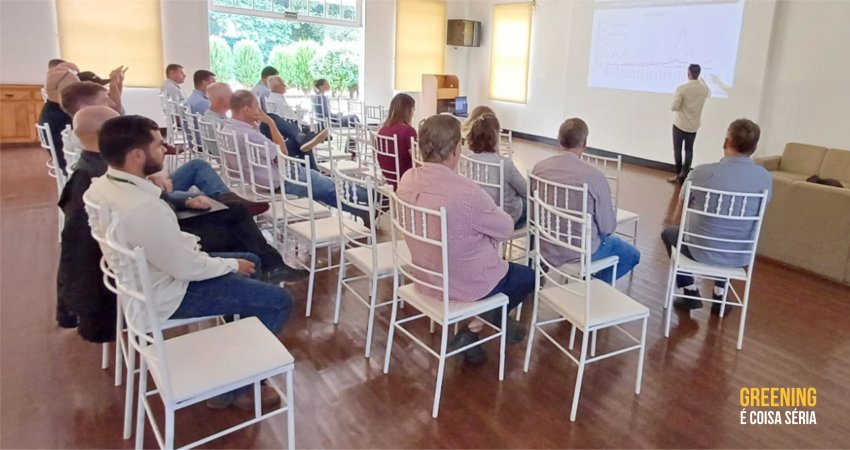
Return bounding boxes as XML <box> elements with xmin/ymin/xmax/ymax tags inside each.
<box><xmin>397</xmin><ymin>284</ymin><xmax>509</xmax><ymax>326</ymax></box>
<box><xmin>142</xmin><ymin>317</ymin><xmax>294</xmax><ymax>403</ymax></box>
<box><xmin>538</xmin><ymin>279</ymin><xmax>649</xmax><ymax>329</ymax></box>
<box><xmin>617</xmin><ymin>208</ymin><xmax>639</xmax><ymax>224</ymax></box>
<box><xmin>317</xmin><ymin>159</ymin><xmax>362</xmax><ymax>175</ymax></box>
<box><xmin>265</xmin><ymin>197</ymin><xmax>332</xmax><ymax>221</ymax></box>
<box><xmin>346</xmin><ymin>241</ymin><xmax>410</xmax><ymax>276</ymax></box>
<box><xmin>288</xmin><ymin>216</ymin><xmax>367</xmax><ymax>244</ymax></box>
<box><xmin>671</xmin><ymin>246</ymin><xmax>747</xmax><ymax>280</ymax></box>
<box><xmin>556</xmin><ymin>255</ymin><xmax>619</xmax><ymax>279</ymax></box>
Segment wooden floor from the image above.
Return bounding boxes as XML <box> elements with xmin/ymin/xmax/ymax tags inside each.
<box><xmin>2</xmin><ymin>140</ymin><xmax>849</xmax><ymax>448</ymax></box>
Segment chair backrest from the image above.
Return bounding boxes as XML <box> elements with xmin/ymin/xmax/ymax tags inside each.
<box><xmin>410</xmin><ymin>136</ymin><xmax>424</xmax><ymax>168</ymax></box>
<box><xmin>198</xmin><ymin>117</ymin><xmax>222</xmax><ymax>163</ymax></box>
<box><xmin>82</xmin><ymin>190</ymin><xmax>119</xmax><ymax>294</ymax></box>
<box><xmin>165</xmin><ymin>98</ymin><xmax>186</xmax><ymax>145</ymax></box>
<box><xmin>389</xmin><ymin>192</ymin><xmax>451</xmax><ymax>315</ymax></box>
<box><xmin>364</xmin><ymin>105</ymin><xmax>383</xmax><ymax>127</ymax></box>
<box><xmin>352</xmin><ymin>121</ymin><xmax>374</xmax><ymax>170</ymax></box>
<box><xmin>677</xmin><ymin>181</ymin><xmax>769</xmax><ymax>267</ymax></box>
<box><xmin>334</xmin><ymin>169</ymin><xmax>377</xmax><ymax>257</ymax></box>
<box><xmin>580</xmin><ymin>152</ymin><xmax>622</xmax><ymax>211</ymax></box>
<box><xmin>278</xmin><ymin>151</ymin><xmax>320</xmax><ymax>225</ymax></box>
<box><xmin>527</xmin><ymin>172</ymin><xmax>589</xmax><ymax>224</ymax></box>
<box><xmin>347</xmin><ymin>100</ymin><xmax>364</xmax><ymax>121</ymax></box>
<box><xmin>532</xmin><ymin>191</ymin><xmax>593</xmax><ymax>319</ymax></box>
<box><xmin>371</xmin><ymin>131</ymin><xmax>401</xmax><ymax>187</ymax></box>
<box><xmin>35</xmin><ymin>122</ymin><xmax>66</xmax><ymax>189</ymax></box>
<box><xmin>311</xmin><ymin>94</ymin><xmax>334</xmax><ymax>127</ymax></box>
<box><xmin>60</xmin><ymin>124</ymin><xmax>81</xmax><ymax>173</ymax></box>
<box><xmin>499</xmin><ymin>130</ymin><xmax>513</xmax><ymax>158</ymax></box>
<box><xmin>180</xmin><ymin>108</ymin><xmax>204</xmax><ymax>159</ymax></box>
<box><xmin>105</xmin><ymin>215</ymin><xmax>176</xmax><ymax>403</ymax></box>
<box><xmin>214</xmin><ymin>127</ymin><xmax>249</xmax><ymax>195</ymax></box>
<box><xmin>243</xmin><ymin>136</ymin><xmax>282</xmax><ymax>203</ymax></box>
<box><xmin>458</xmin><ymin>153</ymin><xmax>505</xmax><ymax>209</ymax></box>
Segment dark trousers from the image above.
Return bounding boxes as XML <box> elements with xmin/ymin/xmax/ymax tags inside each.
<box><xmin>178</xmin><ymin>203</ymin><xmax>284</xmax><ymax>271</ymax></box>
<box><xmin>260</xmin><ymin>114</ymin><xmax>319</xmax><ymax>171</ymax></box>
<box><xmin>672</xmin><ymin>125</ymin><xmax>697</xmax><ymax>178</ymax></box>
<box><xmin>661</xmin><ymin>227</ymin><xmax>724</xmax><ymax>289</ymax></box>
<box><xmin>481</xmin><ymin>262</ymin><xmax>536</xmax><ymax>326</ymax></box>
<box><xmin>38</xmin><ymin>101</ymin><xmax>72</xmax><ymax>172</ymax></box>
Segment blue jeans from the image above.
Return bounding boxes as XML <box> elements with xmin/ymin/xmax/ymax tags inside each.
<box><xmin>591</xmin><ymin>234</ymin><xmax>640</xmax><ymax>283</ymax></box>
<box><xmin>480</xmin><ymin>262</ymin><xmax>536</xmax><ymax>326</ymax></box>
<box><xmin>283</xmin><ymin>167</ymin><xmax>370</xmax><ymax>221</ymax></box>
<box><xmin>169</xmin><ymin>252</ymin><xmax>292</xmax><ymax>334</ymax></box>
<box><xmin>170</xmin><ymin>159</ymin><xmax>230</xmax><ymax>197</ymax></box>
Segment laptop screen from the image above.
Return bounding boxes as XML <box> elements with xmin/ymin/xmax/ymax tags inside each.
<box><xmin>454</xmin><ymin>96</ymin><xmax>468</xmax><ymax>117</ymax></box>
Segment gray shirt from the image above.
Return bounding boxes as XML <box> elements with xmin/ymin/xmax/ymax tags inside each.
<box><xmin>160</xmin><ymin>79</ymin><xmax>185</xmax><ymax>102</ymax></box>
<box><xmin>531</xmin><ymin>152</ymin><xmax>617</xmax><ymax>266</ymax></box>
<box><xmin>682</xmin><ymin>155</ymin><xmax>773</xmax><ymax>267</ymax></box>
<box><xmin>466</xmin><ymin>152</ymin><xmax>528</xmax><ymax>222</ymax></box>
<box><xmin>201</xmin><ymin>109</ymin><xmax>228</xmax><ymax>156</ymax></box>
<box><xmin>253</xmin><ymin>82</ymin><xmax>271</xmax><ymax>111</ymax></box>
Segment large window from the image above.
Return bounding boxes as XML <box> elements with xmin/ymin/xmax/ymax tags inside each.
<box><xmin>394</xmin><ymin>0</ymin><xmax>446</xmax><ymax>92</ymax></box>
<box><xmin>209</xmin><ymin>0</ymin><xmax>363</xmax><ymax>98</ymax></box>
<box><xmin>489</xmin><ymin>2</ymin><xmax>533</xmax><ymax>103</ymax></box>
<box><xmin>56</xmin><ymin>0</ymin><xmax>163</xmax><ymax>88</ymax></box>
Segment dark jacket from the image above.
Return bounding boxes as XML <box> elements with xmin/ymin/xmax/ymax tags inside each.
<box><xmin>57</xmin><ymin>151</ymin><xmax>115</xmax><ymax>342</ymax></box>
<box><xmin>38</xmin><ymin>101</ymin><xmax>71</xmax><ymax>173</ymax></box>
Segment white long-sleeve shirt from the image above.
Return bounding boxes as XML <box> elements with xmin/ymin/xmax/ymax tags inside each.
<box><xmin>87</xmin><ymin>168</ymin><xmax>238</xmax><ymax>322</ymax></box>
<box><xmin>671</xmin><ymin>79</ymin><xmax>710</xmax><ymax>133</ymax></box>
<box><xmin>266</xmin><ymin>92</ymin><xmax>300</xmax><ymax>121</ymax></box>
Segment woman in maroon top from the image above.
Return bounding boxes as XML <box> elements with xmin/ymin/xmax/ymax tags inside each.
<box><xmin>377</xmin><ymin>93</ymin><xmax>417</xmax><ymax>188</ymax></box>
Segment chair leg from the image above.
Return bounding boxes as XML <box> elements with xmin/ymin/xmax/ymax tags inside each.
<box><xmin>590</xmin><ymin>330</ymin><xmax>597</xmax><ymax>357</ymax></box>
<box><xmin>635</xmin><ymin>317</ymin><xmax>648</xmax><ymax>394</ymax></box>
<box><xmin>123</xmin><ymin>342</ymin><xmax>136</xmax><ymax>440</ymax></box>
<box><xmin>737</xmin><ymin>277</ymin><xmax>753</xmax><ymax>350</ymax></box>
<box><xmin>629</xmin><ymin>219</ymin><xmax>638</xmax><ymax>283</ymax></box>
<box><xmin>254</xmin><ymin>380</ymin><xmax>262</xmax><ymax>418</ymax></box>
<box><xmin>499</xmin><ymin>305</ymin><xmax>507</xmax><ymax>381</ymax></box>
<box><xmin>333</xmin><ymin>249</ymin><xmax>347</xmax><ymax>324</ymax></box>
<box><xmin>719</xmin><ymin>279</ymin><xmax>730</xmax><ymax>319</ymax></box>
<box><xmin>101</xmin><ymin>343</ymin><xmax>110</xmax><ymax>370</ymax></box>
<box><xmin>515</xmin><ymin>303</ymin><xmax>523</xmax><ymax>321</ymax></box>
<box><xmin>432</xmin><ymin>325</ymin><xmax>449</xmax><ymax>418</ymax></box>
<box><xmin>305</xmin><ymin>246</ymin><xmax>318</xmax><ymax>317</ymax></box>
<box><xmin>568</xmin><ymin>326</ymin><xmax>577</xmax><ymax>350</ymax></box>
<box><xmin>570</xmin><ymin>329</ymin><xmax>590</xmax><ymax>422</ymax></box>
<box><xmin>286</xmin><ymin>370</ymin><xmax>295</xmax><ymax>450</ymax></box>
<box><xmin>114</xmin><ymin>309</ymin><xmax>124</xmax><ymax>386</ymax></box>
<box><xmin>664</xmin><ymin>267</ymin><xmax>677</xmax><ymax>338</ymax></box>
<box><xmin>134</xmin><ymin>358</ymin><xmax>147</xmax><ymax>449</ymax></box>
<box><xmin>383</xmin><ymin>300</ymin><xmax>399</xmax><ymax>374</ymax></box>
<box><xmin>164</xmin><ymin>405</ymin><xmax>175</xmax><ymax>450</ymax></box>
<box><xmin>364</xmin><ymin>273</ymin><xmax>379</xmax><ymax>358</ymax></box>
<box><xmin>523</xmin><ymin>292</ymin><xmax>541</xmax><ymax>372</ymax></box>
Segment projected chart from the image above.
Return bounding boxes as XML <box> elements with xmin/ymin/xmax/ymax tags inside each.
<box><xmin>587</xmin><ymin>0</ymin><xmax>745</xmax><ymax>97</ymax></box>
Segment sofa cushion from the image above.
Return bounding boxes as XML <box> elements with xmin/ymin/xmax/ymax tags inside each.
<box><xmin>818</xmin><ymin>148</ymin><xmax>850</xmax><ymax>187</ymax></box>
<box><xmin>779</xmin><ymin>143</ymin><xmax>828</xmax><ymax>176</ymax></box>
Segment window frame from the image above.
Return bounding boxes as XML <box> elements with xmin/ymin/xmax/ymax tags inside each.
<box><xmin>209</xmin><ymin>0</ymin><xmax>363</xmax><ymax>28</ymax></box>
<box><xmin>488</xmin><ymin>2</ymin><xmax>533</xmax><ymax>104</ymax></box>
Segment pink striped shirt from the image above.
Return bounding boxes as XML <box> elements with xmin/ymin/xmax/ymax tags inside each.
<box><xmin>397</xmin><ymin>163</ymin><xmax>513</xmax><ymax>301</ymax></box>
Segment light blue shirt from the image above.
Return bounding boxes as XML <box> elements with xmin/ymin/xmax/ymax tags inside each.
<box><xmin>186</xmin><ymin>89</ymin><xmax>209</xmax><ymax>115</ymax></box>
<box><xmin>683</xmin><ymin>155</ymin><xmax>773</xmax><ymax>267</ymax></box>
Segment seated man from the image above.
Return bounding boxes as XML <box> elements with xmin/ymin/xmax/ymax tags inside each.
<box><xmin>261</xmin><ymin>76</ymin><xmax>327</xmax><ymax>170</ymax></box>
<box><xmin>266</xmin><ymin>75</ymin><xmax>300</xmax><ymax>121</ymax></box>
<box><xmin>531</xmin><ymin>118</ymin><xmax>640</xmax><ymax>282</ymax></box>
<box><xmin>661</xmin><ymin>118</ymin><xmax>772</xmax><ymax>313</ymax></box>
<box><xmin>312</xmin><ymin>78</ymin><xmax>359</xmax><ymax>127</ymax></box>
<box><xmin>221</xmin><ymin>90</ymin><xmax>369</xmax><ymax>224</ymax></box>
<box><xmin>186</xmin><ymin>69</ymin><xmax>215</xmax><ymax>115</ymax></box>
<box><xmin>160</xmin><ymin>63</ymin><xmax>186</xmax><ymax>102</ymax></box>
<box><xmin>87</xmin><ymin>114</ymin><xmax>294</xmax><ymax>407</ymax></box>
<box><xmin>397</xmin><ymin>115</ymin><xmax>534</xmax><ymax>364</ymax></box>
<box><xmin>58</xmin><ymin>106</ymin><xmax>307</xmax><ymax>334</ymax></box>
<box><xmin>253</xmin><ymin>66</ymin><xmax>278</xmax><ymax>112</ymax></box>
<box><xmin>60</xmin><ymin>81</ymin><xmax>268</xmax><ymax>216</ymax></box>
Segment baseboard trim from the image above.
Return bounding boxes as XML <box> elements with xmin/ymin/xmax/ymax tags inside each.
<box><xmin>510</xmin><ymin>130</ymin><xmax>677</xmax><ymax>173</ymax></box>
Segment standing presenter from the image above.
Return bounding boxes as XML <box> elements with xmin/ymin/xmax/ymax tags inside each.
<box><xmin>669</xmin><ymin>63</ymin><xmax>710</xmax><ymax>184</ymax></box>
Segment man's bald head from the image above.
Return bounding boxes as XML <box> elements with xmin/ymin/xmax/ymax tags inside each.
<box><xmin>207</xmin><ymin>82</ymin><xmax>233</xmax><ymax>114</ymax></box>
<box><xmin>73</xmin><ymin>106</ymin><xmax>119</xmax><ymax>152</ymax></box>
<box><xmin>267</xmin><ymin>75</ymin><xmax>285</xmax><ymax>94</ymax></box>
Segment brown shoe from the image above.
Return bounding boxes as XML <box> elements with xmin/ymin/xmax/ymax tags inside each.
<box><xmin>233</xmin><ymin>383</ymin><xmax>281</xmax><ymax>412</ymax></box>
<box><xmin>214</xmin><ymin>191</ymin><xmax>269</xmax><ymax>217</ymax></box>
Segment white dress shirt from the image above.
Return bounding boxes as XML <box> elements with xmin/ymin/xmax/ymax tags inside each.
<box><xmin>671</xmin><ymin>79</ymin><xmax>710</xmax><ymax>133</ymax></box>
<box><xmin>266</xmin><ymin>92</ymin><xmax>300</xmax><ymax>121</ymax></box>
<box><xmin>87</xmin><ymin>168</ymin><xmax>238</xmax><ymax>323</ymax></box>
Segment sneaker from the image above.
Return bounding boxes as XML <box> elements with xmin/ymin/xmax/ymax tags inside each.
<box><xmin>447</xmin><ymin>329</ymin><xmax>487</xmax><ymax>365</ymax></box>
<box><xmin>263</xmin><ymin>265</ymin><xmax>310</xmax><ymax>283</ymax></box>
<box><xmin>711</xmin><ymin>292</ymin><xmax>733</xmax><ymax>316</ymax></box>
<box><xmin>673</xmin><ymin>288</ymin><xmax>704</xmax><ymax>310</ymax></box>
<box><xmin>300</xmin><ymin>129</ymin><xmax>330</xmax><ymax>152</ymax></box>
